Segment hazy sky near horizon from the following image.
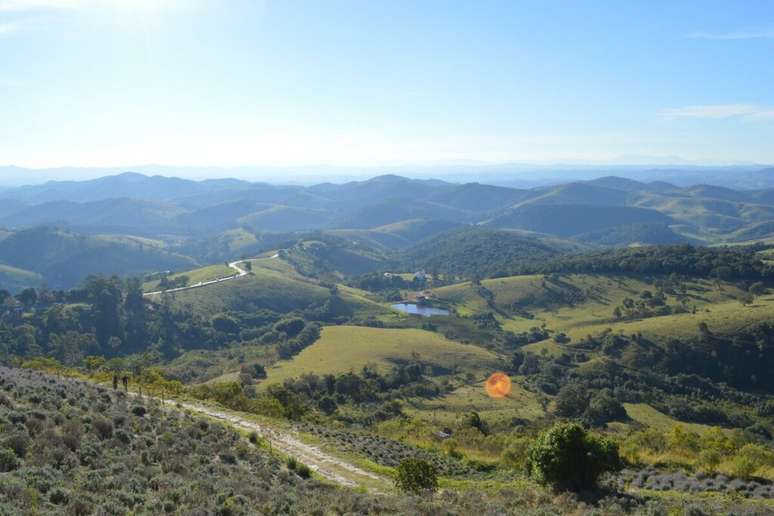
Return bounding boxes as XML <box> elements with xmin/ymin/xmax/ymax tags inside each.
<box><xmin>1</xmin><ymin>0</ymin><xmax>773</xmax><ymax>169</ymax></box>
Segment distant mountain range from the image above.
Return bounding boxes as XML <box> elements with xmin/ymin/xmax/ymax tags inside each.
<box><xmin>1</xmin><ymin>171</ymin><xmax>773</xmax><ymax>242</ymax></box>
<box><xmin>3</xmin><ymin>163</ymin><xmax>774</xmax><ymax>189</ymax></box>
<box><xmin>1</xmin><ymin>170</ymin><xmax>774</xmax><ymax>290</ymax></box>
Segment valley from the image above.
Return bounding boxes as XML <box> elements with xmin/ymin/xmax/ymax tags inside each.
<box><xmin>2</xmin><ymin>173</ymin><xmax>774</xmax><ymax>514</ymax></box>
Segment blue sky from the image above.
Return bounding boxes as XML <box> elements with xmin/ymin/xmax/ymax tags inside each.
<box><xmin>1</xmin><ymin>0</ymin><xmax>773</xmax><ymax>168</ymax></box>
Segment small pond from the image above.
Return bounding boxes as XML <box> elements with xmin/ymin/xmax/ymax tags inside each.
<box><xmin>391</xmin><ymin>303</ymin><xmax>450</xmax><ymax>317</ymax></box>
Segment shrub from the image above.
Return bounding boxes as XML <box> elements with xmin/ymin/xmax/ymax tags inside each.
<box><xmin>0</xmin><ymin>448</ymin><xmax>19</xmax><ymax>472</ymax></box>
<box><xmin>131</xmin><ymin>405</ymin><xmax>147</xmax><ymax>417</ymax></box>
<box><xmin>732</xmin><ymin>455</ymin><xmax>757</xmax><ymax>480</ymax></box>
<box><xmin>2</xmin><ymin>434</ymin><xmax>30</xmax><ymax>458</ymax></box>
<box><xmin>296</xmin><ymin>463</ymin><xmax>311</xmax><ymax>479</ymax></box>
<box><xmin>500</xmin><ymin>437</ymin><xmax>531</xmax><ymax>470</ymax></box>
<box><xmin>583</xmin><ymin>393</ymin><xmax>627</xmax><ymax>426</ymax></box>
<box><xmin>553</xmin><ymin>383</ymin><xmax>589</xmax><ymax>418</ymax></box>
<box><xmin>48</xmin><ymin>487</ymin><xmax>70</xmax><ymax>505</ymax></box>
<box><xmin>394</xmin><ymin>458</ymin><xmax>438</xmax><ymax>495</ymax></box>
<box><xmin>698</xmin><ymin>449</ymin><xmax>722</xmax><ymax>474</ymax></box>
<box><xmin>526</xmin><ymin>422</ymin><xmax>621</xmax><ymax>491</ymax></box>
<box><xmin>92</xmin><ymin>417</ymin><xmax>113</xmax><ymax>440</ymax></box>
<box><xmin>317</xmin><ymin>396</ymin><xmax>337</xmax><ymax>415</ymax></box>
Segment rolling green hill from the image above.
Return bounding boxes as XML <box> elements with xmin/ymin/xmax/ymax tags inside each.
<box><xmin>0</xmin><ymin>227</ymin><xmax>196</xmax><ymax>289</ymax></box>
<box><xmin>399</xmin><ymin>227</ymin><xmax>569</xmax><ymax>279</ymax></box>
<box><xmin>260</xmin><ymin>325</ymin><xmax>504</xmax><ymax>388</ymax></box>
<box><xmin>573</xmin><ymin>223</ymin><xmax>692</xmax><ymax>246</ymax></box>
<box><xmin>487</xmin><ymin>204</ymin><xmax>673</xmax><ymax>236</ymax></box>
<box><xmin>0</xmin><ymin>262</ymin><xmax>43</xmax><ymax>292</ymax></box>
<box><xmin>163</xmin><ymin>257</ymin><xmax>329</xmax><ymax>314</ymax></box>
<box><xmin>330</xmin><ymin>219</ymin><xmax>462</xmax><ymax>250</ymax></box>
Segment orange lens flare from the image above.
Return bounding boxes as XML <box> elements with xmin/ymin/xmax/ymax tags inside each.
<box><xmin>485</xmin><ymin>372</ymin><xmax>512</xmax><ymax>399</ymax></box>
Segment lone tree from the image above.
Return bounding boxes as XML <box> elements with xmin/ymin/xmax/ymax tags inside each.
<box><xmin>526</xmin><ymin>422</ymin><xmax>621</xmax><ymax>491</ymax></box>
<box><xmin>394</xmin><ymin>458</ymin><xmax>438</xmax><ymax>495</ymax></box>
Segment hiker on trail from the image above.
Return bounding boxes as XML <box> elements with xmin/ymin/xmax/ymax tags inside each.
<box><xmin>112</xmin><ymin>375</ymin><xmax>118</xmax><ymax>390</ymax></box>
<box><xmin>122</xmin><ymin>375</ymin><xmax>129</xmax><ymax>392</ymax></box>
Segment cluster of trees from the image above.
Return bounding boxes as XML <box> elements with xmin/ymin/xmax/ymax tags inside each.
<box><xmin>349</xmin><ymin>272</ymin><xmax>411</xmax><ymax>293</ymax></box>
<box><xmin>508</xmin><ymin>331</ymin><xmax>774</xmax><ymax>434</ymax></box>
<box><xmin>276</xmin><ymin>323</ymin><xmax>321</xmax><ymax>359</ymax></box>
<box><xmin>266</xmin><ymin>361</ymin><xmax>444</xmax><ymax>423</ymax></box>
<box><xmin>398</xmin><ymin>228</ymin><xmax>560</xmax><ymax>280</ymax></box>
<box><xmin>611</xmin><ymin>289</ymin><xmax>685</xmax><ymax>320</ymax></box>
<box><xmin>0</xmin><ymin>276</ymin><xmax>176</xmax><ymax>363</ymax></box>
<box><xmin>554</xmin><ymin>384</ymin><xmax>628</xmax><ymax>427</ymax></box>
<box><xmin>536</xmin><ymin>244</ymin><xmax>773</xmax><ymax>282</ymax></box>
<box><xmin>396</xmin><ymin>233</ymin><xmax>772</xmax><ymax>285</ymax></box>
<box><xmin>0</xmin><ymin>276</ymin><xmax>327</xmax><ymax>371</ymax></box>
<box><xmin>504</xmin><ymin>326</ymin><xmax>551</xmax><ymax>349</ymax></box>
<box><xmin>156</xmin><ymin>274</ymin><xmax>189</xmax><ymax>290</ymax></box>
<box><xmin>657</xmin><ymin>323</ymin><xmax>774</xmax><ymax>391</ymax></box>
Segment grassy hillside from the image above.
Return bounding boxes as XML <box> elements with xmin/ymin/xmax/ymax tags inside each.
<box><xmin>260</xmin><ymin>325</ymin><xmax>503</xmax><ymax>388</ymax></box>
<box><xmin>515</xmin><ymin>182</ymin><xmax>634</xmax><ymax>207</ymax></box>
<box><xmin>335</xmin><ymin>198</ymin><xmax>471</xmax><ymax>229</ymax></box>
<box><xmin>238</xmin><ymin>205</ymin><xmax>333</xmax><ymax>232</ymax></box>
<box><xmin>405</xmin><ymin>380</ymin><xmax>546</xmax><ymax>427</ymax></box>
<box><xmin>281</xmin><ymin>236</ymin><xmax>388</xmax><ymax>278</ymax></box>
<box><xmin>166</xmin><ymin>257</ymin><xmax>329</xmax><ymax>314</ymax></box>
<box><xmin>487</xmin><ymin>204</ymin><xmax>673</xmax><ymax>237</ymax></box>
<box><xmin>0</xmin><ymin>263</ymin><xmax>43</xmax><ymax>292</ymax></box>
<box><xmin>142</xmin><ymin>263</ymin><xmax>234</xmax><ymax>292</ymax></box>
<box><xmin>330</xmin><ymin>219</ymin><xmax>462</xmax><ymax>250</ymax></box>
<box><xmin>0</xmin><ymin>227</ymin><xmax>196</xmax><ymax>289</ymax></box>
<box><xmin>434</xmin><ymin>272</ymin><xmax>773</xmax><ymax>346</ymax></box>
<box><xmin>574</xmin><ymin>223</ymin><xmax>691</xmax><ymax>246</ymax></box>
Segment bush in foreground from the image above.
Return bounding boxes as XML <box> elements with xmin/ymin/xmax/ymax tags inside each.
<box><xmin>394</xmin><ymin>458</ymin><xmax>438</xmax><ymax>495</ymax></box>
<box><xmin>526</xmin><ymin>422</ymin><xmax>621</xmax><ymax>491</ymax></box>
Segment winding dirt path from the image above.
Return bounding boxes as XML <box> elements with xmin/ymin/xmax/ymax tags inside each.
<box><xmin>173</xmin><ymin>400</ymin><xmax>388</xmax><ymax>490</ymax></box>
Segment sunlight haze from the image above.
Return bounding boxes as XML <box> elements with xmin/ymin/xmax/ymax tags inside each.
<box><xmin>1</xmin><ymin>0</ymin><xmax>773</xmax><ymax>172</ymax></box>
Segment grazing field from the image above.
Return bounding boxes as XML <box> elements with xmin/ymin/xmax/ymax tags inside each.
<box><xmin>337</xmin><ymin>284</ymin><xmax>397</xmax><ymax>319</ymax></box>
<box><xmin>434</xmin><ymin>272</ymin><xmax>770</xmax><ymax>349</ymax></box>
<box><xmin>165</xmin><ymin>344</ymin><xmax>278</xmax><ymax>384</ymax></box>
<box><xmin>759</xmin><ymin>248</ymin><xmax>774</xmax><ymax>264</ymax></box>
<box><xmin>623</xmin><ymin>403</ymin><xmax>718</xmax><ymax>434</ymax></box>
<box><xmin>170</xmin><ymin>260</ymin><xmax>329</xmax><ymax>314</ymax></box>
<box><xmin>143</xmin><ymin>263</ymin><xmax>233</xmax><ymax>291</ymax></box>
<box><xmin>261</xmin><ymin>325</ymin><xmax>504</xmax><ymax>388</ymax></box>
<box><xmin>405</xmin><ymin>381</ymin><xmax>546</xmax><ymax>426</ymax></box>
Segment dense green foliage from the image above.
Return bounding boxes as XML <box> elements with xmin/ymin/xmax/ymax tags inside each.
<box><xmin>537</xmin><ymin>244</ymin><xmax>773</xmax><ymax>281</ymax></box>
<box><xmin>393</xmin><ymin>458</ymin><xmax>439</xmax><ymax>494</ymax></box>
<box><xmin>526</xmin><ymin>423</ymin><xmax>621</xmax><ymax>491</ymax></box>
<box><xmin>488</xmin><ymin>204</ymin><xmax>673</xmax><ymax>237</ymax></box>
<box><xmin>0</xmin><ymin>276</ymin><xmax>325</xmax><ymax>372</ymax></box>
<box><xmin>400</xmin><ymin>227</ymin><xmax>562</xmax><ymax>280</ymax></box>
<box><xmin>574</xmin><ymin>223</ymin><xmax>690</xmax><ymax>246</ymax></box>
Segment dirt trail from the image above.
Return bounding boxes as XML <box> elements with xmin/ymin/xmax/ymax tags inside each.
<box><xmin>143</xmin><ymin>255</ymin><xmax>275</xmax><ymax>297</ymax></box>
<box><xmin>173</xmin><ymin>400</ymin><xmax>388</xmax><ymax>490</ymax></box>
